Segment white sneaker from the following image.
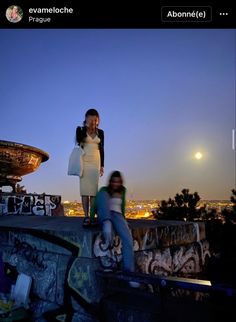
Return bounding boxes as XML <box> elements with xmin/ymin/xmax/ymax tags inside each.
<box><xmin>103</xmin><ymin>268</ymin><xmax>114</xmax><ymax>273</ymax></box>
<box><xmin>129</xmin><ymin>281</ymin><xmax>141</xmax><ymax>288</ymax></box>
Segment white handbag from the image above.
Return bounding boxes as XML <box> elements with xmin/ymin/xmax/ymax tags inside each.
<box><xmin>67</xmin><ymin>145</ymin><xmax>85</xmax><ymax>177</ymax></box>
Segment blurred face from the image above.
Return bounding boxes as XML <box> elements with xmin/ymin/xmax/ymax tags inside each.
<box><xmin>110</xmin><ymin>177</ymin><xmax>122</xmax><ymax>191</ymax></box>
<box><xmin>86</xmin><ymin>115</ymin><xmax>98</xmax><ymax>128</ymax></box>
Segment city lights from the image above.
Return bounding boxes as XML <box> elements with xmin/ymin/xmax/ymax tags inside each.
<box><xmin>62</xmin><ymin>199</ymin><xmax>233</xmax><ymax>220</ymax></box>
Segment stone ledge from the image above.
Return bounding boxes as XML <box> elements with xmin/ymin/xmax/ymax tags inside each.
<box><xmin>0</xmin><ymin>216</ymin><xmax>209</xmax><ymax>307</ymax></box>
<box><xmin>0</xmin><ymin>217</ymin><xmax>205</xmax><ymax>257</ymax></box>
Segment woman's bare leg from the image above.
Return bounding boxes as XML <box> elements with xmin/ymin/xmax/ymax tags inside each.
<box><xmin>82</xmin><ymin>196</ymin><xmax>89</xmax><ymax>217</ymax></box>
<box><xmin>90</xmin><ymin>196</ymin><xmax>95</xmax><ymax>215</ymax></box>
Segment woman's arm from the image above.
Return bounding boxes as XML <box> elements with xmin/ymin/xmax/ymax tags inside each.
<box><xmin>76</xmin><ymin>126</ymin><xmax>81</xmax><ymax>145</ymax></box>
<box><xmin>99</xmin><ymin>129</ymin><xmax>104</xmax><ymax>168</ymax></box>
<box><xmin>76</xmin><ymin>126</ymin><xmax>86</xmax><ymax>145</ymax></box>
<box><xmin>122</xmin><ymin>187</ymin><xmax>126</xmax><ymax>217</ymax></box>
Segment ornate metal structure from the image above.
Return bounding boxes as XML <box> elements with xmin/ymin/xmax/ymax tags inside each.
<box><xmin>0</xmin><ymin>140</ymin><xmax>49</xmax><ymax>191</ymax></box>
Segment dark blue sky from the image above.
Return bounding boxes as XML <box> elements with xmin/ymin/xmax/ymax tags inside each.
<box><xmin>0</xmin><ymin>29</ymin><xmax>235</xmax><ymax>200</ymax></box>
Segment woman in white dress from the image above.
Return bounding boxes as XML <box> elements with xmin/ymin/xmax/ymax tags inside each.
<box><xmin>76</xmin><ymin>109</ymin><xmax>104</xmax><ymax>225</ymax></box>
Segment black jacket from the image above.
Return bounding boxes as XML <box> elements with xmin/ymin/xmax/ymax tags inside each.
<box><xmin>76</xmin><ymin>126</ymin><xmax>104</xmax><ymax>167</ymax></box>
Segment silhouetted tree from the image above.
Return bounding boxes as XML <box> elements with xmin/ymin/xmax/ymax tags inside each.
<box><xmin>158</xmin><ymin>189</ymin><xmax>201</xmax><ymax>221</ymax></box>
<box><xmin>223</xmin><ymin>189</ymin><xmax>236</xmax><ymax>223</ymax></box>
<box><xmin>230</xmin><ymin>189</ymin><xmax>236</xmax><ymax>214</ymax></box>
<box><xmin>206</xmin><ymin>189</ymin><xmax>236</xmax><ymax>285</ymax></box>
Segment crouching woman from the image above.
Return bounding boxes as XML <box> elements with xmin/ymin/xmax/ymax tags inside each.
<box><xmin>90</xmin><ymin>171</ymin><xmax>135</xmax><ymax>273</ymax></box>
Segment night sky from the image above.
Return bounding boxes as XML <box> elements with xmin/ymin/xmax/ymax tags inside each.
<box><xmin>0</xmin><ymin>29</ymin><xmax>235</xmax><ymax>201</ymax></box>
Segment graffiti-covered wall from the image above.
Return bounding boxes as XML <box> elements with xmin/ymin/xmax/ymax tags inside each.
<box><xmin>0</xmin><ymin>217</ymin><xmax>209</xmax><ymax>321</ymax></box>
<box><xmin>93</xmin><ymin>222</ymin><xmax>210</xmax><ymax>276</ymax></box>
<box><xmin>0</xmin><ymin>193</ymin><xmax>64</xmax><ymax>216</ymax></box>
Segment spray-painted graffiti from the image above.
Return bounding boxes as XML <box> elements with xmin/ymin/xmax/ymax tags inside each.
<box><xmin>11</xmin><ymin>236</ymin><xmax>47</xmax><ymax>270</ymax></box>
<box><xmin>0</xmin><ymin>193</ymin><xmax>63</xmax><ymax>216</ymax></box>
<box><xmin>136</xmin><ymin>240</ymin><xmax>210</xmax><ymax>276</ymax></box>
<box><xmin>1</xmin><ymin>230</ymin><xmax>79</xmax><ymax>306</ymax></box>
<box><xmin>93</xmin><ymin>224</ymin><xmax>210</xmax><ymax>275</ymax></box>
<box><xmin>0</xmin><ymin>219</ymin><xmax>212</xmax><ymax>321</ymax></box>
<box><xmin>93</xmin><ymin>233</ymin><xmax>122</xmax><ymax>269</ymax></box>
<box><xmin>131</xmin><ymin>223</ymin><xmax>201</xmax><ymax>249</ymax></box>
<box><xmin>0</xmin><ymin>227</ymin><xmax>101</xmax><ymax>319</ymax></box>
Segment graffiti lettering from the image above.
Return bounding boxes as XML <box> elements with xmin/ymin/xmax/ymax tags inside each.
<box><xmin>0</xmin><ymin>193</ymin><xmax>62</xmax><ymax>216</ymax></box>
<box><xmin>32</xmin><ymin>195</ymin><xmax>45</xmax><ymax>216</ymax></box>
<box><xmin>93</xmin><ymin>226</ymin><xmax>210</xmax><ymax>275</ymax></box>
<box><xmin>11</xmin><ymin>237</ymin><xmax>46</xmax><ymax>270</ymax></box>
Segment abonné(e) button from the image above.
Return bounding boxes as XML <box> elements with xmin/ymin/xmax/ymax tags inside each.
<box><xmin>161</xmin><ymin>6</ymin><xmax>212</xmax><ymax>23</ymax></box>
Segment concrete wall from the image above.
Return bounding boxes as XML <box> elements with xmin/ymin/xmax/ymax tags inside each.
<box><xmin>0</xmin><ymin>217</ymin><xmax>210</xmax><ymax>321</ymax></box>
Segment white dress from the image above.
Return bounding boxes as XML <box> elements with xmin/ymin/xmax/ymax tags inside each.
<box><xmin>80</xmin><ymin>134</ymin><xmax>100</xmax><ymax>196</ymax></box>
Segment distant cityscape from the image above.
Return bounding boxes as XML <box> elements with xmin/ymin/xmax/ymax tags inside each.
<box><xmin>63</xmin><ymin>199</ymin><xmax>233</xmax><ymax>219</ymax></box>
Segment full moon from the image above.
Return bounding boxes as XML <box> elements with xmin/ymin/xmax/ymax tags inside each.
<box><xmin>195</xmin><ymin>152</ymin><xmax>203</xmax><ymax>160</ymax></box>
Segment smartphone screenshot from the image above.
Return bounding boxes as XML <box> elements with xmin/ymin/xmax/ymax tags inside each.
<box><xmin>0</xmin><ymin>1</ymin><xmax>235</xmax><ymax>322</ymax></box>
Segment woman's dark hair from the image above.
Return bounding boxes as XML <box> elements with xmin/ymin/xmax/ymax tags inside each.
<box><xmin>83</xmin><ymin>109</ymin><xmax>100</xmax><ymax>126</ymax></box>
<box><xmin>107</xmin><ymin>171</ymin><xmax>125</xmax><ymax>195</ymax></box>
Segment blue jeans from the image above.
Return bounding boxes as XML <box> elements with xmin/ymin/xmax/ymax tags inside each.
<box><xmin>96</xmin><ymin>190</ymin><xmax>135</xmax><ymax>272</ymax></box>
